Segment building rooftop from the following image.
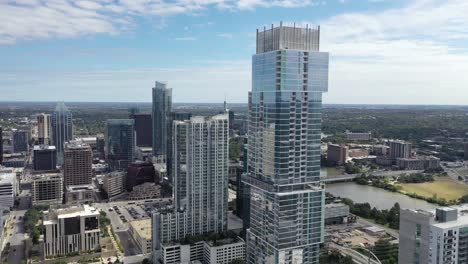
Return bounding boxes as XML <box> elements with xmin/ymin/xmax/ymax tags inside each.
<box><xmin>44</xmin><ymin>205</ymin><xmax>99</xmax><ymax>225</ymax></box>
<box><xmin>0</xmin><ymin>173</ymin><xmax>16</xmax><ymax>185</ymax></box>
<box><xmin>129</xmin><ymin>218</ymin><xmax>152</xmax><ymax>240</ymax></box>
<box><xmin>33</xmin><ymin>145</ymin><xmax>56</xmax><ymax>151</ymax></box>
<box><xmin>66</xmin><ymin>184</ymin><xmax>95</xmax><ymax>192</ymax></box>
<box><xmin>65</xmin><ymin>141</ymin><xmax>91</xmax><ymax>150</ymax></box>
<box><xmin>32</xmin><ymin>173</ymin><xmax>62</xmax><ymax>181</ymax></box>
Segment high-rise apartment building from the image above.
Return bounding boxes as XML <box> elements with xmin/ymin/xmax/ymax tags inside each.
<box><xmin>0</xmin><ymin>171</ymin><xmax>16</xmax><ymax>209</ymax></box>
<box><xmin>389</xmin><ymin>140</ymin><xmax>412</xmax><ymax>159</ymax></box>
<box><xmin>63</xmin><ymin>141</ymin><xmax>93</xmax><ymax>187</ymax></box>
<box><xmin>152</xmin><ymin>81</ymin><xmax>172</xmax><ymax>157</ymax></box>
<box><xmin>105</xmin><ymin>119</ymin><xmax>135</xmax><ymax>170</ymax></box>
<box><xmin>51</xmin><ymin>102</ymin><xmax>73</xmax><ymax>164</ymax></box>
<box><xmin>103</xmin><ymin>171</ymin><xmax>125</xmax><ymax>199</ymax></box>
<box><xmin>12</xmin><ymin>130</ymin><xmax>29</xmax><ymax>153</ymax></box>
<box><xmin>31</xmin><ymin>173</ymin><xmax>63</xmax><ymax>206</ymax></box>
<box><xmin>0</xmin><ymin>127</ymin><xmax>3</xmax><ymax>165</ymax></box>
<box><xmin>153</xmin><ymin>114</ymin><xmax>229</xmax><ymax>261</ymax></box>
<box><xmin>399</xmin><ymin>206</ymin><xmax>468</xmax><ymax>264</ymax></box>
<box><xmin>37</xmin><ymin>113</ymin><xmax>51</xmax><ymax>145</ymax></box>
<box><xmin>130</xmin><ymin>113</ymin><xmax>153</xmax><ymax>147</ymax></box>
<box><xmin>243</xmin><ymin>23</ymin><xmax>329</xmax><ymax>264</ymax></box>
<box><xmin>167</xmin><ymin>112</ymin><xmax>192</xmax><ymax>180</ymax></box>
<box><xmin>33</xmin><ymin>145</ymin><xmax>57</xmax><ymax>171</ymax></box>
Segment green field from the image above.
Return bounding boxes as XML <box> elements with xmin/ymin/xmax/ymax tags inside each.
<box><xmin>399</xmin><ymin>177</ymin><xmax>468</xmax><ymax>201</ymax></box>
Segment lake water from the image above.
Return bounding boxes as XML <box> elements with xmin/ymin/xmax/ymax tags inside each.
<box><xmin>326</xmin><ymin>182</ymin><xmax>438</xmax><ymax>211</ymax></box>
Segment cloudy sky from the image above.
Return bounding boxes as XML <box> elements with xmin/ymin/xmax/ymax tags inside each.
<box><xmin>0</xmin><ymin>0</ymin><xmax>467</xmax><ymax>105</ymax></box>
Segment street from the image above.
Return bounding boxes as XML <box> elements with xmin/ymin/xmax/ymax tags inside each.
<box><xmin>116</xmin><ymin>230</ymin><xmax>141</xmax><ymax>256</ymax></box>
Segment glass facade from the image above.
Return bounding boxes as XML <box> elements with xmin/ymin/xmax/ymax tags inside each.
<box><xmin>244</xmin><ymin>25</ymin><xmax>329</xmax><ymax>264</ymax></box>
<box><xmin>51</xmin><ymin>102</ymin><xmax>73</xmax><ymax>165</ymax></box>
<box><xmin>152</xmin><ymin>81</ymin><xmax>172</xmax><ymax>157</ymax></box>
<box><xmin>105</xmin><ymin>119</ymin><xmax>135</xmax><ymax>170</ymax></box>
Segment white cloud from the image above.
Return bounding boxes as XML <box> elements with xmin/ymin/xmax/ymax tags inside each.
<box><xmin>0</xmin><ymin>0</ymin><xmax>318</xmax><ymax>44</ymax></box>
<box><xmin>217</xmin><ymin>33</ymin><xmax>234</xmax><ymax>38</ymax></box>
<box><xmin>318</xmin><ymin>0</ymin><xmax>468</xmax><ymax>104</ymax></box>
<box><xmin>174</xmin><ymin>36</ymin><xmax>197</xmax><ymax>41</ymax></box>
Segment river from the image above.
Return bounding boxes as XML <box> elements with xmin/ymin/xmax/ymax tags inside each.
<box><xmin>326</xmin><ymin>182</ymin><xmax>438</xmax><ymax>211</ymax></box>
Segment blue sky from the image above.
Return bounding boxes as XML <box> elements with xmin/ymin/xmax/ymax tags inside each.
<box><xmin>0</xmin><ymin>0</ymin><xmax>467</xmax><ymax>105</ymax></box>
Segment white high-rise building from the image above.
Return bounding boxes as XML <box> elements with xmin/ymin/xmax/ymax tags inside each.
<box><xmin>0</xmin><ymin>171</ymin><xmax>16</xmax><ymax>209</ymax></box>
<box><xmin>399</xmin><ymin>206</ymin><xmax>468</xmax><ymax>264</ymax></box>
<box><xmin>153</xmin><ymin>114</ymin><xmax>229</xmax><ymax>262</ymax></box>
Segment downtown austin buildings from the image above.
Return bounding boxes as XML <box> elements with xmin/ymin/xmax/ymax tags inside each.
<box><xmin>242</xmin><ymin>23</ymin><xmax>329</xmax><ymax>264</ymax></box>
<box><xmin>37</xmin><ymin>113</ymin><xmax>52</xmax><ymax>145</ymax></box>
<box><xmin>63</xmin><ymin>141</ymin><xmax>93</xmax><ymax>187</ymax></box>
<box><xmin>152</xmin><ymin>81</ymin><xmax>172</xmax><ymax>159</ymax></box>
<box><xmin>105</xmin><ymin>119</ymin><xmax>135</xmax><ymax>170</ymax></box>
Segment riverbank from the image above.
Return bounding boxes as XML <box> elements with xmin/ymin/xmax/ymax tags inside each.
<box><xmin>326</xmin><ymin>183</ymin><xmax>437</xmax><ymax>210</ymax></box>
<box><xmin>355</xmin><ymin>174</ymin><xmax>468</xmax><ymax>206</ymax></box>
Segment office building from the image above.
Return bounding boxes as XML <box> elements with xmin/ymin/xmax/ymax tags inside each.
<box><xmin>160</xmin><ymin>237</ymin><xmax>245</xmax><ymax>264</ymax></box>
<box><xmin>37</xmin><ymin>113</ymin><xmax>51</xmax><ymax>145</ymax></box>
<box><xmin>327</xmin><ymin>144</ymin><xmax>349</xmax><ymax>165</ymax></box>
<box><xmin>0</xmin><ymin>172</ymin><xmax>16</xmax><ymax>209</ymax></box>
<box><xmin>135</xmin><ymin>146</ymin><xmax>153</xmax><ymax>161</ymax></box>
<box><xmin>31</xmin><ymin>173</ymin><xmax>63</xmax><ymax>206</ymax></box>
<box><xmin>126</xmin><ymin>161</ymin><xmax>156</xmax><ymax>191</ymax></box>
<box><xmin>389</xmin><ymin>140</ymin><xmax>412</xmax><ymax>159</ymax></box>
<box><xmin>33</xmin><ymin>145</ymin><xmax>57</xmax><ymax>171</ymax></box>
<box><xmin>65</xmin><ymin>185</ymin><xmax>95</xmax><ymax>205</ymax></box>
<box><xmin>12</xmin><ymin>130</ymin><xmax>29</xmax><ymax>153</ymax></box>
<box><xmin>103</xmin><ymin>171</ymin><xmax>125</xmax><ymax>199</ymax></box>
<box><xmin>63</xmin><ymin>141</ymin><xmax>93</xmax><ymax>187</ymax></box>
<box><xmin>130</xmin><ymin>113</ymin><xmax>153</xmax><ymax>147</ymax></box>
<box><xmin>345</xmin><ymin>130</ymin><xmax>371</xmax><ymax>141</ymax></box>
<box><xmin>399</xmin><ymin>206</ymin><xmax>468</xmax><ymax>264</ymax></box>
<box><xmin>152</xmin><ymin>81</ymin><xmax>172</xmax><ymax>158</ymax></box>
<box><xmin>105</xmin><ymin>119</ymin><xmax>135</xmax><ymax>170</ymax></box>
<box><xmin>0</xmin><ymin>127</ymin><xmax>3</xmax><ymax>165</ymax></box>
<box><xmin>153</xmin><ymin>114</ymin><xmax>229</xmax><ymax>260</ymax></box>
<box><xmin>96</xmin><ymin>135</ymin><xmax>105</xmax><ymax>160</ymax></box>
<box><xmin>51</xmin><ymin>102</ymin><xmax>73</xmax><ymax>164</ymax></box>
<box><xmin>43</xmin><ymin>205</ymin><xmax>100</xmax><ymax>257</ymax></box>
<box><xmin>243</xmin><ymin>23</ymin><xmax>329</xmax><ymax>264</ymax></box>
<box><xmin>129</xmin><ymin>218</ymin><xmax>152</xmax><ymax>254</ymax></box>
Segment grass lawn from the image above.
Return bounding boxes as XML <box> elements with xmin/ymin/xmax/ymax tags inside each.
<box><xmin>399</xmin><ymin>177</ymin><xmax>468</xmax><ymax>201</ymax></box>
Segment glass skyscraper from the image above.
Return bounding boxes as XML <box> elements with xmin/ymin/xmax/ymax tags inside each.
<box><xmin>152</xmin><ymin>81</ymin><xmax>172</xmax><ymax>157</ymax></box>
<box><xmin>105</xmin><ymin>119</ymin><xmax>135</xmax><ymax>170</ymax></box>
<box><xmin>51</xmin><ymin>102</ymin><xmax>73</xmax><ymax>165</ymax></box>
<box><xmin>243</xmin><ymin>23</ymin><xmax>329</xmax><ymax>264</ymax></box>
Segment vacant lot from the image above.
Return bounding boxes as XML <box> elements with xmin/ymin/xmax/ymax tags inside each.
<box><xmin>399</xmin><ymin>177</ymin><xmax>468</xmax><ymax>201</ymax></box>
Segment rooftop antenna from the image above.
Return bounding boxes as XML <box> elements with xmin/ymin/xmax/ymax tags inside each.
<box><xmin>224</xmin><ymin>94</ymin><xmax>228</xmax><ymax>113</ymax></box>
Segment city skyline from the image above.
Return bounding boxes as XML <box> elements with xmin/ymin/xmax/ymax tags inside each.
<box><xmin>1</xmin><ymin>0</ymin><xmax>468</xmax><ymax>105</ymax></box>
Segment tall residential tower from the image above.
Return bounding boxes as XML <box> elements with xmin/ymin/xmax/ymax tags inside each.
<box><xmin>243</xmin><ymin>23</ymin><xmax>329</xmax><ymax>264</ymax></box>
<box><xmin>37</xmin><ymin>113</ymin><xmax>51</xmax><ymax>145</ymax></box>
<box><xmin>152</xmin><ymin>114</ymin><xmax>229</xmax><ymax>262</ymax></box>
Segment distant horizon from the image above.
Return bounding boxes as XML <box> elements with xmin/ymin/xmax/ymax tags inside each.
<box><xmin>0</xmin><ymin>100</ymin><xmax>467</xmax><ymax>108</ymax></box>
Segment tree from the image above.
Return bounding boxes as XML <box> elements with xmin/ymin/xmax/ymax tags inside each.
<box><xmin>230</xmin><ymin>259</ymin><xmax>245</xmax><ymax>264</ymax></box>
<box><xmin>141</xmin><ymin>258</ymin><xmax>151</xmax><ymax>264</ymax></box>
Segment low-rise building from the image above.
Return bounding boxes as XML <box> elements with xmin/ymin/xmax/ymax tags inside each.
<box><xmin>371</xmin><ymin>145</ymin><xmax>389</xmax><ymax>156</ymax></box>
<box><xmin>376</xmin><ymin>156</ymin><xmax>394</xmax><ymax>166</ymax></box>
<box><xmin>31</xmin><ymin>173</ymin><xmax>63</xmax><ymax>206</ymax></box>
<box><xmin>43</xmin><ymin>205</ymin><xmax>100</xmax><ymax>258</ymax></box>
<box><xmin>348</xmin><ymin>148</ymin><xmax>370</xmax><ymax>158</ymax></box>
<box><xmin>159</xmin><ymin>236</ymin><xmax>245</xmax><ymax>264</ymax></box>
<box><xmin>396</xmin><ymin>156</ymin><xmax>440</xmax><ymax>170</ymax></box>
<box><xmin>127</xmin><ymin>182</ymin><xmax>161</xmax><ymax>200</ymax></box>
<box><xmin>103</xmin><ymin>171</ymin><xmax>125</xmax><ymax>199</ymax></box>
<box><xmin>0</xmin><ymin>172</ymin><xmax>16</xmax><ymax>209</ymax></box>
<box><xmin>325</xmin><ymin>203</ymin><xmax>350</xmax><ymax>225</ymax></box>
<box><xmin>345</xmin><ymin>131</ymin><xmax>371</xmax><ymax>141</ymax></box>
<box><xmin>129</xmin><ymin>218</ymin><xmax>152</xmax><ymax>254</ymax></box>
<box><xmin>65</xmin><ymin>184</ymin><xmax>95</xmax><ymax>205</ymax></box>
